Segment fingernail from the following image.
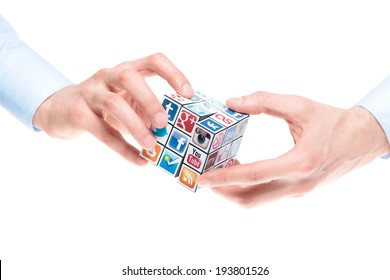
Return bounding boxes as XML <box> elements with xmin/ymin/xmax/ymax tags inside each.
<box><xmin>198</xmin><ymin>179</ymin><xmax>211</xmax><ymax>188</ymax></box>
<box><xmin>228</xmin><ymin>97</ymin><xmax>244</xmax><ymax>104</ymax></box>
<box><xmin>143</xmin><ymin>134</ymin><xmax>157</xmax><ymax>149</ymax></box>
<box><xmin>182</xmin><ymin>83</ymin><xmax>194</xmax><ymax>96</ymax></box>
<box><xmin>154</xmin><ymin>112</ymin><xmax>168</xmax><ymax>128</ymax></box>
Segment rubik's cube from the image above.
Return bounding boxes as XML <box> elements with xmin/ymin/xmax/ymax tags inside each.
<box><xmin>140</xmin><ymin>91</ymin><xmax>249</xmax><ymax>192</ymax></box>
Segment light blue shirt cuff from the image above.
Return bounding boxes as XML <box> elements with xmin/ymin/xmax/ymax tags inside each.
<box><xmin>357</xmin><ymin>75</ymin><xmax>390</xmax><ymax>159</ymax></box>
<box><xmin>0</xmin><ymin>16</ymin><xmax>72</xmax><ymax>130</ymax></box>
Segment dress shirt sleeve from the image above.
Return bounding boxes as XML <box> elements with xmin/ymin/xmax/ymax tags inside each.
<box><xmin>357</xmin><ymin>75</ymin><xmax>390</xmax><ymax>159</ymax></box>
<box><xmin>0</xmin><ymin>16</ymin><xmax>72</xmax><ymax>130</ymax></box>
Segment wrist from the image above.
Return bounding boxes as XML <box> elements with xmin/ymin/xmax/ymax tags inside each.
<box><xmin>348</xmin><ymin>106</ymin><xmax>390</xmax><ymax>159</ymax></box>
<box><xmin>32</xmin><ymin>96</ymin><xmax>51</xmax><ymax>131</ymax></box>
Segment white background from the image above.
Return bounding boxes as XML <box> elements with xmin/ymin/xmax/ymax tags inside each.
<box><xmin>1</xmin><ymin>1</ymin><xmax>390</xmax><ymax>279</ymax></box>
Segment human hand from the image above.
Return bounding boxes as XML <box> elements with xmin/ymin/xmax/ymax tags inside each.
<box><xmin>198</xmin><ymin>92</ymin><xmax>390</xmax><ymax>207</ymax></box>
<box><xmin>33</xmin><ymin>53</ymin><xmax>194</xmax><ymax>165</ymax></box>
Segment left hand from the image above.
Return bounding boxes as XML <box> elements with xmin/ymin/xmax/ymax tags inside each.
<box><xmin>198</xmin><ymin>92</ymin><xmax>390</xmax><ymax>207</ymax></box>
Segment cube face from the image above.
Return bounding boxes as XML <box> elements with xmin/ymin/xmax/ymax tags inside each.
<box><xmin>191</xmin><ymin>125</ymin><xmax>215</xmax><ymax>152</ymax></box>
<box><xmin>175</xmin><ymin>108</ymin><xmax>199</xmax><ymax>135</ymax></box>
<box><xmin>140</xmin><ymin>143</ymin><xmax>163</xmax><ymax>164</ymax></box>
<box><xmin>184</xmin><ymin>145</ymin><xmax>208</xmax><ymax>172</ymax></box>
<box><xmin>166</xmin><ymin>128</ymin><xmax>190</xmax><ymax>156</ymax></box>
<box><xmin>158</xmin><ymin>148</ymin><xmax>183</xmax><ymax>176</ymax></box>
<box><xmin>140</xmin><ymin>91</ymin><xmax>249</xmax><ymax>192</ymax></box>
<box><xmin>162</xmin><ymin>98</ymin><xmax>181</xmax><ymax>124</ymax></box>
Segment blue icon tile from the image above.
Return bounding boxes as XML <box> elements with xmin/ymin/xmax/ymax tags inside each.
<box><xmin>167</xmin><ymin>129</ymin><xmax>190</xmax><ymax>156</ymax></box>
<box><xmin>199</xmin><ymin>118</ymin><xmax>224</xmax><ymax>133</ymax></box>
<box><xmin>158</xmin><ymin>148</ymin><xmax>182</xmax><ymax>176</ymax></box>
<box><xmin>162</xmin><ymin>98</ymin><xmax>180</xmax><ymax>123</ymax></box>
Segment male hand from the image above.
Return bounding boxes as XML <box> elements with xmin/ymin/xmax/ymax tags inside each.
<box><xmin>198</xmin><ymin>92</ymin><xmax>390</xmax><ymax>207</ymax></box>
<box><xmin>33</xmin><ymin>53</ymin><xmax>194</xmax><ymax>165</ymax></box>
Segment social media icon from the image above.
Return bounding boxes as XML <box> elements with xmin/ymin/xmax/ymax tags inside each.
<box><xmin>158</xmin><ymin>149</ymin><xmax>182</xmax><ymax>176</ymax></box>
<box><xmin>152</xmin><ymin>127</ymin><xmax>167</xmax><ymax>137</ymax></box>
<box><xmin>185</xmin><ymin>102</ymin><xmax>216</xmax><ymax>117</ymax></box>
<box><xmin>176</xmin><ymin>108</ymin><xmax>198</xmax><ymax>135</ymax></box>
<box><xmin>222</xmin><ymin>125</ymin><xmax>237</xmax><ymax>145</ymax></box>
<box><xmin>194</xmin><ymin>91</ymin><xmax>211</xmax><ymax>101</ymax></box>
<box><xmin>205</xmin><ymin>150</ymin><xmax>219</xmax><ymax>171</ymax></box>
<box><xmin>161</xmin><ymin>98</ymin><xmax>180</xmax><ymax>123</ymax></box>
<box><xmin>167</xmin><ymin>129</ymin><xmax>190</xmax><ymax>156</ymax></box>
<box><xmin>187</xmin><ymin>154</ymin><xmax>201</xmax><ymax>169</ymax></box>
<box><xmin>211</xmin><ymin>112</ymin><xmax>236</xmax><ymax>126</ymax></box>
<box><xmin>151</xmin><ymin>124</ymin><xmax>172</xmax><ymax>145</ymax></box>
<box><xmin>224</xmin><ymin>158</ymin><xmax>236</xmax><ymax>168</ymax></box>
<box><xmin>168</xmin><ymin>93</ymin><xmax>191</xmax><ymax>104</ymax></box>
<box><xmin>178</xmin><ymin>165</ymin><xmax>199</xmax><ymax>191</ymax></box>
<box><xmin>216</xmin><ymin>143</ymin><xmax>232</xmax><ymax>165</ymax></box>
<box><xmin>199</xmin><ymin>118</ymin><xmax>224</xmax><ymax>133</ymax></box>
<box><xmin>229</xmin><ymin>137</ymin><xmax>242</xmax><ymax>158</ymax></box>
<box><xmin>192</xmin><ymin>126</ymin><xmax>212</xmax><ymax>150</ymax></box>
<box><xmin>210</xmin><ymin>131</ymin><xmax>226</xmax><ymax>152</ymax></box>
<box><xmin>208</xmin><ymin>99</ymin><xmax>227</xmax><ymax>111</ymax></box>
<box><xmin>224</xmin><ymin>108</ymin><xmax>246</xmax><ymax>120</ymax></box>
<box><xmin>140</xmin><ymin>144</ymin><xmax>163</xmax><ymax>164</ymax></box>
<box><xmin>234</xmin><ymin>118</ymin><xmax>249</xmax><ymax>139</ymax></box>
<box><xmin>189</xmin><ymin>95</ymin><xmax>202</xmax><ymax>102</ymax></box>
<box><xmin>185</xmin><ymin>145</ymin><xmax>207</xmax><ymax>172</ymax></box>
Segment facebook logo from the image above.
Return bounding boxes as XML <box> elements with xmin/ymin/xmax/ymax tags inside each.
<box><xmin>224</xmin><ymin>108</ymin><xmax>246</xmax><ymax>120</ymax></box>
<box><xmin>167</xmin><ymin>129</ymin><xmax>190</xmax><ymax>156</ymax></box>
<box><xmin>222</xmin><ymin>125</ymin><xmax>237</xmax><ymax>145</ymax></box>
<box><xmin>162</xmin><ymin>98</ymin><xmax>180</xmax><ymax>123</ymax></box>
<box><xmin>208</xmin><ymin>99</ymin><xmax>227</xmax><ymax>111</ymax></box>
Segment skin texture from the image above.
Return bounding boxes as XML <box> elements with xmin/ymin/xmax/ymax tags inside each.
<box><xmin>198</xmin><ymin>91</ymin><xmax>390</xmax><ymax>208</ymax></box>
<box><xmin>33</xmin><ymin>53</ymin><xmax>194</xmax><ymax>165</ymax></box>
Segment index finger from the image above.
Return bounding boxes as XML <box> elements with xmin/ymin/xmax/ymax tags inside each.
<box><xmin>106</xmin><ymin>67</ymin><xmax>169</xmax><ymax>128</ymax></box>
<box><xmin>121</xmin><ymin>53</ymin><xmax>194</xmax><ymax>98</ymax></box>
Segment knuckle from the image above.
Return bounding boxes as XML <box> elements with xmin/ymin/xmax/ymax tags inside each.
<box><xmin>101</xmin><ymin>128</ymin><xmax>119</xmax><ymax>145</ymax></box>
<box><xmin>103</xmin><ymin>94</ymin><xmax>123</xmax><ymax>111</ymax></box>
<box><xmin>143</xmin><ymin>93</ymin><xmax>155</xmax><ymax>105</ymax></box>
<box><xmin>68</xmin><ymin>103</ymin><xmax>87</xmax><ymax>123</ymax></box>
<box><xmin>148</xmin><ymin>52</ymin><xmax>167</xmax><ymax>64</ymax></box>
<box><xmin>295</xmin><ymin>153</ymin><xmax>320</xmax><ymax>175</ymax></box>
<box><xmin>119</xmin><ymin>144</ymin><xmax>135</xmax><ymax>160</ymax></box>
<box><xmin>94</xmin><ymin>68</ymin><xmax>110</xmax><ymax>79</ymax></box>
<box><xmin>140</xmin><ymin>95</ymin><xmax>160</xmax><ymax>113</ymax></box>
<box><xmin>79</xmin><ymin>86</ymin><xmax>92</xmax><ymax>98</ymax></box>
<box><xmin>118</xmin><ymin>68</ymin><xmax>137</xmax><ymax>83</ymax></box>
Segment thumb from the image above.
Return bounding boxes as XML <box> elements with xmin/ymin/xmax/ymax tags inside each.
<box><xmin>226</xmin><ymin>91</ymin><xmax>306</xmax><ymax>121</ymax></box>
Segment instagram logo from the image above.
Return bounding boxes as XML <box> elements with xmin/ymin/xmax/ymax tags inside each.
<box><xmin>179</xmin><ymin>166</ymin><xmax>199</xmax><ymax>191</ymax></box>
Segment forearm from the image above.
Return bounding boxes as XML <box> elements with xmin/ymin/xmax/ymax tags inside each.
<box><xmin>0</xmin><ymin>16</ymin><xmax>72</xmax><ymax>130</ymax></box>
